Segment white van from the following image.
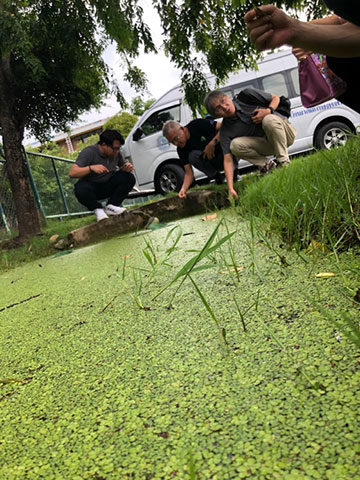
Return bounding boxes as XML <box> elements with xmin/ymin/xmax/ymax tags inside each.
<box><xmin>122</xmin><ymin>49</ymin><xmax>360</xmax><ymax>196</ymax></box>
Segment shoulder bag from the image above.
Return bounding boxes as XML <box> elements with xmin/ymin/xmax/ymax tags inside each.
<box><xmin>299</xmin><ymin>53</ymin><xmax>347</xmax><ymax>108</ymax></box>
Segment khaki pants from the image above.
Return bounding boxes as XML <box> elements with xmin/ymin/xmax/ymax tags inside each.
<box><xmin>230</xmin><ymin>114</ymin><xmax>296</xmax><ymax>168</ymax></box>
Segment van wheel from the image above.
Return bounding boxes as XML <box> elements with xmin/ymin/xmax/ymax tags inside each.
<box><xmin>155</xmin><ymin>164</ymin><xmax>184</xmax><ymax>195</ymax></box>
<box><xmin>315</xmin><ymin>122</ymin><xmax>350</xmax><ymax>149</ymax></box>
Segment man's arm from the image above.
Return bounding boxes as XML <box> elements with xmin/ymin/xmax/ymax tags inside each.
<box><xmin>244</xmin><ymin>5</ymin><xmax>360</xmax><ymax>57</ymax></box>
<box><xmin>252</xmin><ymin>94</ymin><xmax>280</xmax><ymax>124</ymax></box>
<box><xmin>178</xmin><ymin>164</ymin><xmax>194</xmax><ymax>198</ymax></box>
<box><xmin>219</xmin><ymin>127</ymin><xmax>237</xmax><ymax>200</ymax></box>
<box><xmin>223</xmin><ymin>153</ymin><xmax>237</xmax><ymax>200</ymax></box>
<box><xmin>203</xmin><ymin>129</ymin><xmax>221</xmax><ymax>160</ymax></box>
<box><xmin>69</xmin><ymin>163</ymin><xmax>109</xmax><ymax>178</ymax></box>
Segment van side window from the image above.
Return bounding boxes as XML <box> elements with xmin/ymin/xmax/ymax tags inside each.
<box><xmin>233</xmin><ymin>81</ymin><xmax>259</xmax><ymax>97</ymax></box>
<box><xmin>289</xmin><ymin>67</ymin><xmax>300</xmax><ymax>96</ymax></box>
<box><xmin>141</xmin><ymin>105</ymin><xmax>181</xmax><ymax>137</ymax></box>
<box><xmin>261</xmin><ymin>73</ymin><xmax>290</xmax><ymax>97</ymax></box>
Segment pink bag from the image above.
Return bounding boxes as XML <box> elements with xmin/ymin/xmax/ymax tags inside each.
<box><xmin>299</xmin><ymin>54</ymin><xmax>347</xmax><ymax>108</ymax></box>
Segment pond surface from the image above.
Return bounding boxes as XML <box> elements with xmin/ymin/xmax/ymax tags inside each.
<box><xmin>0</xmin><ymin>211</ymin><xmax>359</xmax><ymax>479</ymax></box>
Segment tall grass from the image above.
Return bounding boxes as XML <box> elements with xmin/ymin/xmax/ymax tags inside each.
<box><xmin>238</xmin><ymin>140</ymin><xmax>360</xmax><ymax>250</ymax></box>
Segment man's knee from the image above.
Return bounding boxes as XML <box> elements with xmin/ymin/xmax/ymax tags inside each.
<box><xmin>262</xmin><ymin>113</ymin><xmax>282</xmax><ymax>129</ymax></box>
<box><xmin>126</xmin><ymin>172</ymin><xmax>136</xmax><ymax>189</ymax></box>
<box><xmin>74</xmin><ymin>181</ymin><xmax>94</xmax><ymax>199</ymax></box>
<box><xmin>263</xmin><ymin>115</ymin><xmax>296</xmax><ymax>146</ymax></box>
<box><xmin>230</xmin><ymin>138</ymin><xmax>247</xmax><ymax>157</ymax></box>
<box><xmin>188</xmin><ymin>150</ymin><xmax>203</xmax><ymax>166</ymax></box>
<box><xmin>113</xmin><ymin>171</ymin><xmax>136</xmax><ymax>190</ymax></box>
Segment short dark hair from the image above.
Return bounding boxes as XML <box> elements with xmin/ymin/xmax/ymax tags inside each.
<box><xmin>99</xmin><ymin>129</ymin><xmax>125</xmax><ymax>146</ymax></box>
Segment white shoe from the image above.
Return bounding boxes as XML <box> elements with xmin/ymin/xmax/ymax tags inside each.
<box><xmin>94</xmin><ymin>208</ymin><xmax>109</xmax><ymax>222</ymax></box>
<box><xmin>105</xmin><ymin>204</ymin><xmax>126</xmax><ymax>216</ymax></box>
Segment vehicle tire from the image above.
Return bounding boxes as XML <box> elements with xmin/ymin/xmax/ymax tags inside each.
<box><xmin>155</xmin><ymin>164</ymin><xmax>184</xmax><ymax>195</ymax></box>
<box><xmin>315</xmin><ymin>121</ymin><xmax>351</xmax><ymax>150</ymax></box>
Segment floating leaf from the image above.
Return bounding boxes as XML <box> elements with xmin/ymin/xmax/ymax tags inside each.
<box><xmin>0</xmin><ymin>378</ymin><xmax>27</xmax><ymax>385</ymax></box>
<box><xmin>52</xmin><ymin>250</ymin><xmax>73</xmax><ymax>258</ymax></box>
<box><xmin>148</xmin><ymin>223</ymin><xmax>169</xmax><ymax>230</ymax></box>
<box><xmin>315</xmin><ymin>272</ymin><xmax>335</xmax><ymax>278</ymax></box>
<box><xmin>221</xmin><ymin>267</ymin><xmax>244</xmax><ymax>274</ymax></box>
<box><xmin>202</xmin><ymin>213</ymin><xmax>217</xmax><ymax>221</ymax></box>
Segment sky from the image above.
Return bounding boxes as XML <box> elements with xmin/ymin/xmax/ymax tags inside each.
<box><xmin>22</xmin><ymin>1</ymin><xmax>181</xmax><ymax>144</ymax></box>
<box><xmin>76</xmin><ymin>1</ymin><xmax>181</xmax><ymax>127</ymax></box>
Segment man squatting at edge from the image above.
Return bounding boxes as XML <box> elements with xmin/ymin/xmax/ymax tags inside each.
<box><xmin>204</xmin><ymin>88</ymin><xmax>296</xmax><ymax>200</ymax></box>
<box><xmin>69</xmin><ymin>129</ymin><xmax>136</xmax><ymax>222</ymax></box>
<box><xmin>162</xmin><ymin>118</ymin><xmax>238</xmax><ymax>198</ymax></box>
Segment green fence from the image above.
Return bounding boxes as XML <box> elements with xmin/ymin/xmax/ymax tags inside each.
<box><xmin>0</xmin><ymin>158</ymin><xmax>16</xmax><ymax>238</ymax></box>
<box><xmin>0</xmin><ymin>150</ymin><xmax>158</xmax><ymax>238</ymax></box>
<box><xmin>24</xmin><ymin>150</ymin><xmax>89</xmax><ymax>219</ymax></box>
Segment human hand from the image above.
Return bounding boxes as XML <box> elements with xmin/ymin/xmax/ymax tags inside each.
<box><xmin>228</xmin><ymin>187</ymin><xmax>238</xmax><ymax>201</ymax></box>
<box><xmin>178</xmin><ymin>187</ymin><xmax>187</xmax><ymax>199</ymax></box>
<box><xmin>203</xmin><ymin>142</ymin><xmax>215</xmax><ymax>160</ymax></box>
<box><xmin>244</xmin><ymin>4</ymin><xmax>296</xmax><ymax>51</ymax></box>
<box><xmin>91</xmin><ymin>164</ymin><xmax>109</xmax><ymax>174</ymax></box>
<box><xmin>292</xmin><ymin>47</ymin><xmax>312</xmax><ymax>61</ymax></box>
<box><xmin>251</xmin><ymin>108</ymin><xmax>269</xmax><ymax>124</ymax></box>
<box><xmin>120</xmin><ymin>162</ymin><xmax>134</xmax><ymax>173</ymax></box>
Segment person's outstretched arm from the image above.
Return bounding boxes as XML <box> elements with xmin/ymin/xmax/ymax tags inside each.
<box><xmin>178</xmin><ymin>164</ymin><xmax>194</xmax><ymax>198</ymax></box>
<box><xmin>244</xmin><ymin>5</ymin><xmax>360</xmax><ymax>57</ymax></box>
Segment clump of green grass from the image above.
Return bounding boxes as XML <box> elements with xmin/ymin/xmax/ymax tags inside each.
<box><xmin>314</xmin><ymin>302</ymin><xmax>360</xmax><ymax>350</ymax></box>
<box><xmin>153</xmin><ymin>218</ymin><xmax>236</xmax><ymax>349</ymax></box>
<box><xmin>238</xmin><ymin>139</ymin><xmax>360</xmax><ymax>250</ymax></box>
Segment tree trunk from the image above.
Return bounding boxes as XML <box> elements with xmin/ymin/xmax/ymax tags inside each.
<box><xmin>0</xmin><ymin>57</ymin><xmax>42</xmax><ymax>241</ymax></box>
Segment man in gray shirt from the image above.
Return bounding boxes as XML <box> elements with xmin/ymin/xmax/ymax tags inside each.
<box><xmin>204</xmin><ymin>88</ymin><xmax>296</xmax><ymax>200</ymax></box>
<box><xmin>69</xmin><ymin>129</ymin><xmax>135</xmax><ymax>221</ymax></box>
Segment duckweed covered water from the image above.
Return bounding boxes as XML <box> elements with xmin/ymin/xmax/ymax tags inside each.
<box><xmin>0</xmin><ymin>212</ymin><xmax>359</xmax><ymax>479</ymax></box>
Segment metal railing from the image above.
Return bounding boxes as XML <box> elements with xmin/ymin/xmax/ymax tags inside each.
<box><xmin>0</xmin><ymin>150</ymin><xmax>158</xmax><ymax>237</ymax></box>
<box><xmin>24</xmin><ymin>150</ymin><xmax>91</xmax><ymax>220</ymax></box>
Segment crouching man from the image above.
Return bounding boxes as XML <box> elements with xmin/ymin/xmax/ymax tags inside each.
<box><xmin>69</xmin><ymin>129</ymin><xmax>135</xmax><ymax>221</ymax></box>
<box><xmin>204</xmin><ymin>89</ymin><xmax>296</xmax><ymax>199</ymax></box>
<box><xmin>162</xmin><ymin>119</ymin><xmax>238</xmax><ymax>198</ymax></box>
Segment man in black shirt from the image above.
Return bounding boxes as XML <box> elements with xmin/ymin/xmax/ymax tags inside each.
<box><xmin>162</xmin><ymin>119</ymin><xmax>236</xmax><ymax>198</ymax></box>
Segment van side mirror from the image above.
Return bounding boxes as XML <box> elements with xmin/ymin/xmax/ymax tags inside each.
<box><xmin>133</xmin><ymin>128</ymin><xmax>144</xmax><ymax>141</ymax></box>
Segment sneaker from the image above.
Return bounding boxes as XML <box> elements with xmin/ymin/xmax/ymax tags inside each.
<box><xmin>105</xmin><ymin>204</ymin><xmax>126</xmax><ymax>216</ymax></box>
<box><xmin>259</xmin><ymin>159</ymin><xmax>277</xmax><ymax>176</ymax></box>
<box><xmin>94</xmin><ymin>208</ymin><xmax>109</xmax><ymax>222</ymax></box>
<box><xmin>276</xmin><ymin>160</ymin><xmax>290</xmax><ymax>168</ymax></box>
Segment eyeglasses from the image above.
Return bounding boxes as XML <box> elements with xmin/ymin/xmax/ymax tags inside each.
<box><xmin>110</xmin><ymin>145</ymin><xmax>121</xmax><ymax>151</ymax></box>
<box><xmin>167</xmin><ymin>132</ymin><xmax>182</xmax><ymax>145</ymax></box>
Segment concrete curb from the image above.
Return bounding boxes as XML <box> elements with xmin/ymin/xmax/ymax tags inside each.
<box><xmin>68</xmin><ymin>190</ymin><xmax>222</xmax><ymax>247</ymax></box>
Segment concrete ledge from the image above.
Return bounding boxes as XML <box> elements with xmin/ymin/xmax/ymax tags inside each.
<box><xmin>68</xmin><ymin>190</ymin><xmax>221</xmax><ymax>247</ymax></box>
